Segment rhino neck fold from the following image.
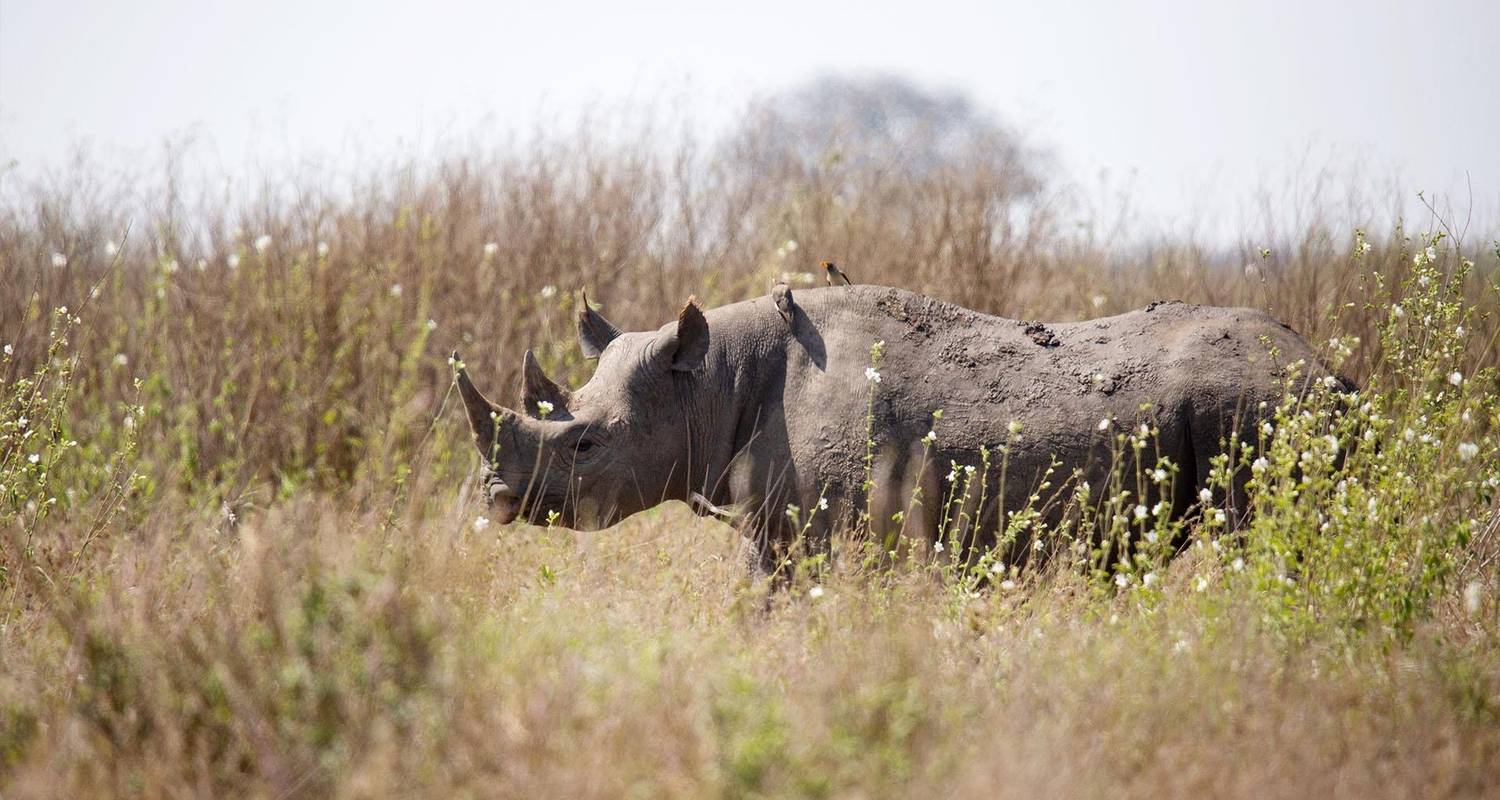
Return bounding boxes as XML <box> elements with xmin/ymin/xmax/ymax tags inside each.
<box><xmin>667</xmin><ymin>326</ymin><xmax>766</xmax><ymax>513</ymax></box>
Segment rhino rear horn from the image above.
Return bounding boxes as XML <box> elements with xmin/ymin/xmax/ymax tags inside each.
<box><xmin>521</xmin><ymin>350</ymin><xmax>571</xmax><ymax>419</ymax></box>
<box><xmin>577</xmin><ymin>290</ymin><xmax>621</xmax><ymax>359</ymax></box>
<box><xmin>453</xmin><ymin>351</ymin><xmax>502</xmax><ymax>449</ymax></box>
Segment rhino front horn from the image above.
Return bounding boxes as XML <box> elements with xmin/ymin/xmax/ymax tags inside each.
<box><xmin>453</xmin><ymin>351</ymin><xmax>502</xmax><ymax>447</ymax></box>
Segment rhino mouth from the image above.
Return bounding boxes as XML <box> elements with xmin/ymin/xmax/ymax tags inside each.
<box><xmin>488</xmin><ymin>481</ymin><xmax>524</xmax><ymax>525</ymax></box>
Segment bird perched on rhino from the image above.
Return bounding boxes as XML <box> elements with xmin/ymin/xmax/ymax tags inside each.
<box><xmin>771</xmin><ymin>278</ymin><xmax>794</xmax><ymax>325</ymax></box>
<box><xmin>822</xmin><ymin>261</ymin><xmax>852</xmax><ymax>286</ymax></box>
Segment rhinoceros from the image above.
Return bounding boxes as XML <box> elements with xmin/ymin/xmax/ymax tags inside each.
<box><xmin>455</xmin><ymin>284</ymin><xmax>1341</xmax><ymax>572</ymax></box>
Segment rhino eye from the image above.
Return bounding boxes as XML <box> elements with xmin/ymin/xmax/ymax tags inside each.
<box><xmin>573</xmin><ymin>438</ymin><xmax>597</xmax><ymax>456</ymax></box>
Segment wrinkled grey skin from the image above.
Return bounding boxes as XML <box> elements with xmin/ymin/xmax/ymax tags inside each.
<box><xmin>456</xmin><ymin>285</ymin><xmax>1342</xmax><ymax>571</ymax></box>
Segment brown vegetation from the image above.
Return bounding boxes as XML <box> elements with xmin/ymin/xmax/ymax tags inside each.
<box><xmin>2</xmin><ymin>108</ymin><xmax>1499</xmax><ymax>797</ymax></box>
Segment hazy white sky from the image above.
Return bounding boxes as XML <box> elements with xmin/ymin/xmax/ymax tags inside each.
<box><xmin>3</xmin><ymin>0</ymin><xmax>1498</xmax><ymax>235</ymax></box>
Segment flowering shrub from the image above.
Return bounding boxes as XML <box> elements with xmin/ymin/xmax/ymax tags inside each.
<box><xmin>2</xmin><ymin>307</ymin><xmax>144</xmax><ymax>575</ymax></box>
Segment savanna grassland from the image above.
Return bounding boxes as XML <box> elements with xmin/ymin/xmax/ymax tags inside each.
<box><xmin>3</xmin><ymin>98</ymin><xmax>1500</xmax><ymax>798</ymax></box>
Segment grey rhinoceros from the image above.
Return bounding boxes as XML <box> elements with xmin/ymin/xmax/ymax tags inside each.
<box><xmin>455</xmin><ymin>284</ymin><xmax>1342</xmax><ymax>572</ymax></box>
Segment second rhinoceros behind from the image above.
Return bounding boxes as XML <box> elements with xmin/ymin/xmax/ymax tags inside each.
<box><xmin>455</xmin><ymin>284</ymin><xmax>1343</xmax><ymax>573</ymax></box>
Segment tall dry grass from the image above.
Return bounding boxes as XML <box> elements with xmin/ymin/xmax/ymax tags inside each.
<box><xmin>2</xmin><ymin>110</ymin><xmax>1499</xmax><ymax>798</ymax></box>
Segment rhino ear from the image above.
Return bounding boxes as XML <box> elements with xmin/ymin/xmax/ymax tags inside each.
<box><xmin>453</xmin><ymin>351</ymin><xmax>501</xmax><ymax>450</ymax></box>
<box><xmin>520</xmin><ymin>350</ymin><xmax>571</xmax><ymax>419</ymax></box>
<box><xmin>577</xmin><ymin>290</ymin><xmax>621</xmax><ymax>359</ymax></box>
<box><xmin>654</xmin><ymin>296</ymin><xmax>710</xmax><ymax>372</ymax></box>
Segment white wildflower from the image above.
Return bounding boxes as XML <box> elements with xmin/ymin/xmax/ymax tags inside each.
<box><xmin>253</xmin><ymin>234</ymin><xmax>272</xmax><ymax>253</ymax></box>
<box><xmin>963</xmin><ymin>464</ymin><xmax>976</xmax><ymax>477</ymax></box>
<box><xmin>1142</xmin><ymin>572</ymin><xmax>1157</xmax><ymax>587</ymax></box>
<box><xmin>1114</xmin><ymin>573</ymin><xmax>1130</xmax><ymax>588</ymax></box>
<box><xmin>864</xmin><ymin>366</ymin><xmax>881</xmax><ymax>383</ymax></box>
<box><xmin>1448</xmin><ymin>371</ymin><xmax>1463</xmax><ymax>387</ymax></box>
<box><xmin>1151</xmin><ymin>468</ymin><xmax>1168</xmax><ymax>483</ymax></box>
<box><xmin>112</xmin><ymin>353</ymin><xmax>129</xmax><ymax>367</ymax></box>
<box><xmin>426</xmin><ymin>319</ymin><xmax>437</xmax><ymax>331</ymax></box>
<box><xmin>104</xmin><ymin>240</ymin><xmax>119</xmax><ymax>257</ymax></box>
<box><xmin>1000</xmin><ymin>579</ymin><xmax>1016</xmax><ymax>591</ymax></box>
<box><xmin>3</xmin><ymin>344</ymin><xmax>11</xmax><ymax>356</ymax></box>
<box><xmin>808</xmin><ymin>585</ymin><xmax>825</xmax><ymax>599</ymax></box>
<box><xmin>818</xmin><ymin>496</ymin><xmax>829</xmax><ymax>511</ymax></box>
<box><xmin>933</xmin><ymin>541</ymin><xmax>944</xmax><ymax>553</ymax></box>
<box><xmin>1195</xmin><ymin>576</ymin><xmax>1210</xmax><ymax>592</ymax></box>
<box><xmin>540</xmin><ymin>285</ymin><xmax>557</xmax><ymax>299</ymax></box>
<box><xmin>473</xmin><ymin>516</ymin><xmax>491</xmax><ymax>532</ymax></box>
<box><xmin>784</xmin><ymin>239</ymin><xmax>798</xmax><ymax>252</ymax></box>
<box><xmin>51</xmin><ymin>252</ymin><xmax>67</xmax><ymax>268</ymax></box>
<box><xmin>1198</xmin><ymin>488</ymin><xmax>1213</xmax><ymax>505</ymax></box>
<box><xmin>990</xmin><ymin>561</ymin><xmax>1005</xmax><ymax>575</ymax></box>
<box><xmin>535</xmin><ymin>400</ymin><xmax>555</xmax><ymax>416</ymax></box>
<box><xmin>390</xmin><ymin>283</ymin><xmax>403</xmax><ymax>297</ymax></box>
<box><xmin>1251</xmin><ymin>457</ymin><xmax>1269</xmax><ymax>473</ymax></box>
<box><xmin>227</xmin><ymin>253</ymin><xmax>241</xmax><ymax>269</ymax></box>
<box><xmin>28</xmin><ymin>453</ymin><xmax>40</xmax><ymax>464</ymax></box>
<box><xmin>1458</xmin><ymin>442</ymin><xmax>1479</xmax><ymax>461</ymax></box>
<box><xmin>1231</xmin><ymin>557</ymin><xmax>1245</xmax><ymax>572</ymax></box>
<box><xmin>482</xmin><ymin>242</ymin><xmax>499</xmax><ymax>257</ymax></box>
<box><xmin>1097</xmin><ymin>417</ymin><xmax>1111</xmax><ymax>432</ymax></box>
<box><xmin>1391</xmin><ymin>304</ymin><xmax>1404</xmax><ymax>319</ymax></box>
<box><xmin>1133</xmin><ymin>504</ymin><xmax>1148</xmax><ymax>520</ymax></box>
<box><xmin>922</xmin><ymin>430</ymin><xmax>937</xmax><ymax>445</ymax></box>
<box><xmin>1007</xmin><ymin>419</ymin><xmax>1023</xmax><ymax>436</ymax></box>
<box><xmin>1091</xmin><ymin>294</ymin><xmax>1106</xmax><ymax>308</ymax></box>
<box><xmin>317</xmin><ymin>241</ymin><xmax>330</xmax><ymax>258</ymax></box>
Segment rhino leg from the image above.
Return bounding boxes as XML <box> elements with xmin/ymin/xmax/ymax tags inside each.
<box><xmin>1185</xmin><ymin>394</ymin><xmax>1263</xmax><ymax>531</ymax></box>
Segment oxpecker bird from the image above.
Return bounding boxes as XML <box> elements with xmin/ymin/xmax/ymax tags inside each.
<box><xmin>771</xmin><ymin>279</ymin><xmax>794</xmax><ymax>325</ymax></box>
<box><xmin>822</xmin><ymin>260</ymin><xmax>852</xmax><ymax>286</ymax></box>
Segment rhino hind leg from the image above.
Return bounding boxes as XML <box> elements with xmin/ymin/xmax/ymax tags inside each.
<box><xmin>1186</xmin><ymin>394</ymin><xmax>1263</xmax><ymax>532</ymax></box>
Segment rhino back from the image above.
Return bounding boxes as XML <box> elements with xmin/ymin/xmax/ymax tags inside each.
<box><xmin>705</xmin><ymin>285</ymin><xmax>1327</xmax><ymax>505</ymax></box>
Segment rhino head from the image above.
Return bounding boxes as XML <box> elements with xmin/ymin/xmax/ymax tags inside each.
<box><xmin>455</xmin><ymin>294</ymin><xmax>711</xmax><ymax>529</ymax></box>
